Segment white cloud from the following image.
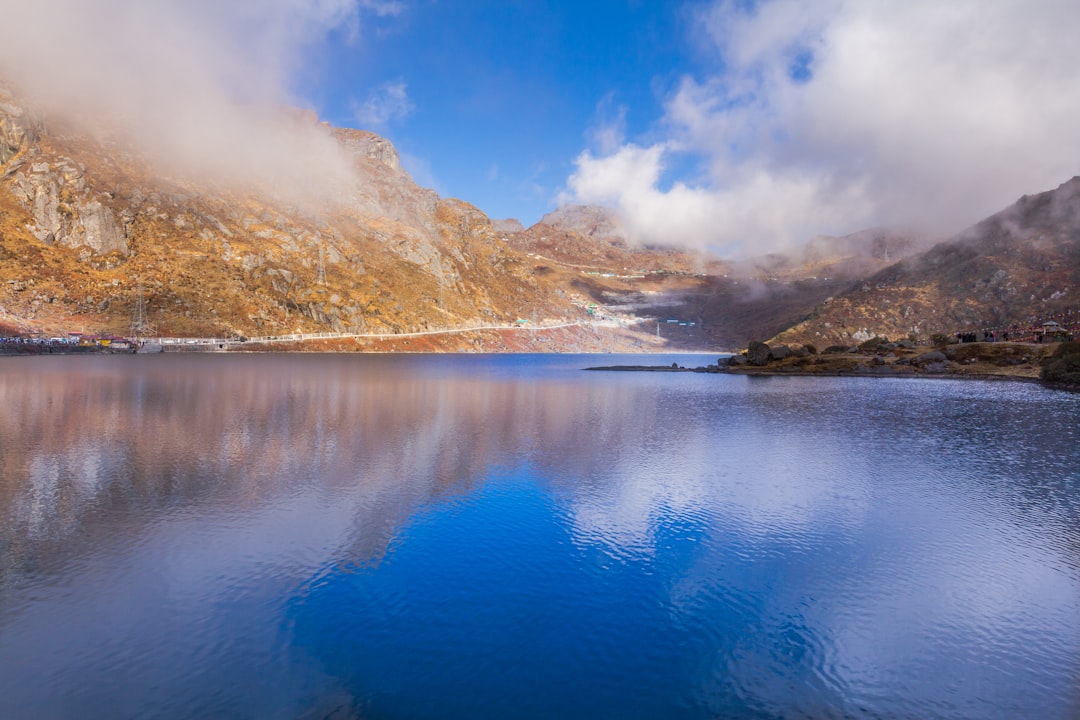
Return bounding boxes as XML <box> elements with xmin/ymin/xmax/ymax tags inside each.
<box><xmin>587</xmin><ymin>92</ymin><xmax>630</xmax><ymax>156</ymax></box>
<box><xmin>358</xmin><ymin>0</ymin><xmax>405</xmax><ymax>18</ymax></box>
<box><xmin>0</xmin><ymin>0</ymin><xmax>396</xmax><ymax>207</ymax></box>
<box><xmin>353</xmin><ymin>81</ymin><xmax>415</xmax><ymax>129</ymax></box>
<box><xmin>565</xmin><ymin>0</ymin><xmax>1080</xmax><ymax>255</ymax></box>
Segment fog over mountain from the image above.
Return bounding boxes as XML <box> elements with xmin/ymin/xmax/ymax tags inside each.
<box><xmin>0</xmin><ymin>0</ymin><xmax>383</xmax><ymax>208</ymax></box>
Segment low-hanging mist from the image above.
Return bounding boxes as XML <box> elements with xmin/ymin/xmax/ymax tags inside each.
<box><xmin>0</xmin><ymin>0</ymin><xmax>394</xmax><ymax>208</ymax></box>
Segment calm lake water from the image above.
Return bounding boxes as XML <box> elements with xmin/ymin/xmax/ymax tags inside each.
<box><xmin>1</xmin><ymin>353</ymin><xmax>1078</xmax><ymax>719</ymax></box>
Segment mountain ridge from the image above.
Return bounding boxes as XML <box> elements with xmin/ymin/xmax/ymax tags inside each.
<box><xmin>3</xmin><ymin>80</ymin><xmax>1080</xmax><ymax>353</ymax></box>
<box><xmin>772</xmin><ymin>177</ymin><xmax>1080</xmax><ymax>347</ymax></box>
<box><xmin>0</xmin><ymin>84</ymin><xmax>592</xmax><ymax>346</ymax></box>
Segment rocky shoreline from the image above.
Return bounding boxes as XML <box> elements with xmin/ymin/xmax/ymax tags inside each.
<box><xmin>724</xmin><ymin>339</ymin><xmax>1053</xmax><ymax>380</ymax></box>
<box><xmin>588</xmin><ymin>338</ymin><xmax>1070</xmax><ymax>383</ymax></box>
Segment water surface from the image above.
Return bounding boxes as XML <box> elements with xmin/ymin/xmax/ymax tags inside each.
<box><xmin>1</xmin><ymin>354</ymin><xmax>1078</xmax><ymax>719</ymax></box>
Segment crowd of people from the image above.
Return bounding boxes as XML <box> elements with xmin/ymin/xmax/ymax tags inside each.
<box><xmin>954</xmin><ymin>310</ymin><xmax>1078</xmax><ymax>344</ymax></box>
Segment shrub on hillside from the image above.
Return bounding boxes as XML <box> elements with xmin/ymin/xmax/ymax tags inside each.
<box><xmin>1040</xmin><ymin>342</ymin><xmax>1080</xmax><ymax>385</ymax></box>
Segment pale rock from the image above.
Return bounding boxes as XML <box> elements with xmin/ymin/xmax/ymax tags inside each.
<box><xmin>10</xmin><ymin>166</ymin><xmax>128</xmax><ymax>254</ymax></box>
<box><xmin>334</xmin><ymin>129</ymin><xmax>402</xmax><ymax>171</ymax></box>
<box><xmin>0</xmin><ymin>97</ymin><xmax>41</xmax><ymax>165</ymax></box>
<box><xmin>73</xmin><ymin>200</ymin><xmax>128</xmax><ymax>255</ymax></box>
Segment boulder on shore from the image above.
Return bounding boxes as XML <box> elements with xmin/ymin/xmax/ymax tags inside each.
<box><xmin>746</xmin><ymin>341</ymin><xmax>771</xmax><ymax>366</ymax></box>
<box><xmin>769</xmin><ymin>345</ymin><xmax>790</xmax><ymax>361</ymax></box>
<box><xmin>911</xmin><ymin>350</ymin><xmax>948</xmax><ymax>366</ymax></box>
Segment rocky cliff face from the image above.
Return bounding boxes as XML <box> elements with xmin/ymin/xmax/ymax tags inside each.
<box><xmin>0</xmin><ymin>91</ymin><xmax>38</xmax><ymax>164</ymax></box>
<box><xmin>8</xmin><ymin>160</ymin><xmax>129</xmax><ymax>254</ymax></box>
<box><xmin>332</xmin><ymin>128</ymin><xmax>402</xmax><ymax>171</ymax></box>
<box><xmin>1</xmin><ymin>86</ymin><xmax>128</xmax><ymax>256</ymax></box>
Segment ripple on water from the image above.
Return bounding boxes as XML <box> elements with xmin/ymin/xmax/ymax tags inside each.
<box><xmin>1</xmin><ymin>358</ymin><xmax>1080</xmax><ymax>719</ymax></box>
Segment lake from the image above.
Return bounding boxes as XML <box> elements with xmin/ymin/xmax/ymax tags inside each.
<box><xmin>0</xmin><ymin>353</ymin><xmax>1078</xmax><ymax>719</ymax></box>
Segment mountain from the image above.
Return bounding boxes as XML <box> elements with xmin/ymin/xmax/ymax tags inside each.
<box><xmin>3</xmin><ymin>79</ymin><xmax>1079</xmax><ymax>353</ymax></box>
<box><xmin>0</xmin><ymin>79</ymin><xmax>832</xmax><ymax>352</ymax></box>
<box><xmin>539</xmin><ymin>205</ymin><xmax>627</xmax><ymax>243</ymax></box>
<box><xmin>772</xmin><ymin>178</ymin><xmax>1080</xmax><ymax>347</ymax></box>
<box><xmin>0</xmin><ymin>82</ymin><xmax>650</xmax><ymax>350</ymax></box>
<box><xmin>742</xmin><ymin>227</ymin><xmax>932</xmax><ymax>283</ymax></box>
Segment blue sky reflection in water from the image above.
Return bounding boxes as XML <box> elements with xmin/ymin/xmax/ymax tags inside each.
<box><xmin>0</xmin><ymin>354</ymin><xmax>1078</xmax><ymax>719</ymax></box>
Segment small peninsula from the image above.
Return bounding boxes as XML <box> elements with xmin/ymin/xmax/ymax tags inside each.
<box><xmin>588</xmin><ymin>338</ymin><xmax>1080</xmax><ymax>386</ymax></box>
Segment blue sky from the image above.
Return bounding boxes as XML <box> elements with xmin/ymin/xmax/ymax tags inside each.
<box><xmin>5</xmin><ymin>0</ymin><xmax>1080</xmax><ymax>255</ymax></box>
<box><xmin>304</xmin><ymin>1</ymin><xmax>708</xmax><ymax>226</ymax></box>
<box><xmin>294</xmin><ymin>0</ymin><xmax>1080</xmax><ymax>251</ymax></box>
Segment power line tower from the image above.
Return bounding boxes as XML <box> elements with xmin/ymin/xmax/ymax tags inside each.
<box><xmin>316</xmin><ymin>241</ymin><xmax>327</xmax><ymax>286</ymax></box>
<box><xmin>130</xmin><ymin>281</ymin><xmax>155</xmax><ymax>339</ymax></box>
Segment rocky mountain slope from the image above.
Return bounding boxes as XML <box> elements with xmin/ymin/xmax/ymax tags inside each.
<box><xmin>772</xmin><ymin>177</ymin><xmax>1080</xmax><ymax>347</ymax></box>
<box><xmin>498</xmin><ymin>207</ymin><xmax>918</xmax><ymax>349</ymax></box>
<box><xmin>3</xmin><ymin>78</ymin><xmax>1079</xmax><ymax>353</ymax></box>
<box><xmin>0</xmin><ymin>78</ymin><xmax>858</xmax><ymax>352</ymax></box>
<box><xmin>538</xmin><ymin>205</ymin><xmax>628</xmax><ymax>242</ymax></box>
<box><xmin>0</xmin><ymin>82</ymin><xmax>599</xmax><ymax>347</ymax></box>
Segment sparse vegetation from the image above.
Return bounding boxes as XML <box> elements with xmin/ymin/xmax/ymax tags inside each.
<box><xmin>1040</xmin><ymin>342</ymin><xmax>1080</xmax><ymax>385</ymax></box>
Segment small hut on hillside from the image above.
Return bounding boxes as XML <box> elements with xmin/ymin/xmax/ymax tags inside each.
<box><xmin>1034</xmin><ymin>321</ymin><xmax>1072</xmax><ymax>343</ymax></box>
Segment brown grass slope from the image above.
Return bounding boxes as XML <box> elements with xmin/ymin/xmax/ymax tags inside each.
<box><xmin>0</xmin><ymin>87</ymin><xmax>636</xmax><ymax>348</ymax></box>
<box><xmin>773</xmin><ymin>177</ymin><xmax>1080</xmax><ymax>347</ymax></box>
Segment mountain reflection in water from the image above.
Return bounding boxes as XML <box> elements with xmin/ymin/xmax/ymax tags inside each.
<box><xmin>0</xmin><ymin>354</ymin><xmax>1078</xmax><ymax>720</ymax></box>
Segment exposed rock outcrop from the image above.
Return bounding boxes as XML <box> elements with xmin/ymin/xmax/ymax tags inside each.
<box><xmin>333</xmin><ymin>128</ymin><xmax>401</xmax><ymax>171</ymax></box>
<box><xmin>6</xmin><ymin>158</ymin><xmax>128</xmax><ymax>255</ymax></box>
<box><xmin>769</xmin><ymin>344</ymin><xmax>790</xmax><ymax>361</ymax></box>
<box><xmin>0</xmin><ymin>85</ymin><xmax>40</xmax><ymax>166</ymax></box>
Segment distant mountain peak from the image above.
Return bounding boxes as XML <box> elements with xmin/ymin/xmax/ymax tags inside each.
<box><xmin>331</xmin><ymin>128</ymin><xmax>401</xmax><ymax>171</ymax></box>
<box><xmin>491</xmin><ymin>218</ymin><xmax>525</xmax><ymax>234</ymax></box>
<box><xmin>538</xmin><ymin>205</ymin><xmax>625</xmax><ymax>243</ymax></box>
